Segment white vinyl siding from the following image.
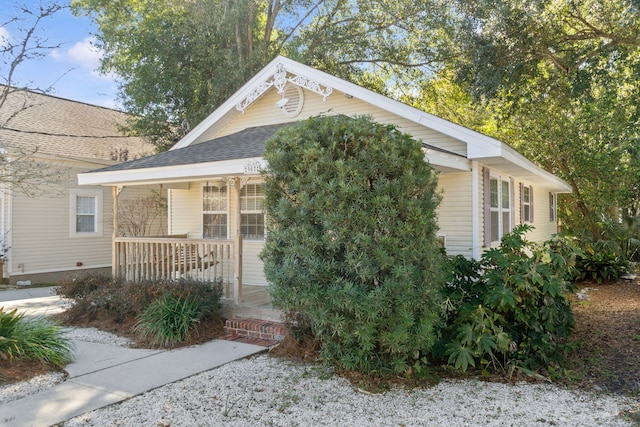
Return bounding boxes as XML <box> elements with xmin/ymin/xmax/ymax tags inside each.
<box><xmin>436</xmin><ymin>172</ymin><xmax>474</xmax><ymax>258</ymax></box>
<box><xmin>208</xmin><ymin>87</ymin><xmax>468</xmax><ymax>157</ymax></box>
<box><xmin>9</xmin><ymin>160</ymin><xmax>162</xmax><ymax>277</ymax></box>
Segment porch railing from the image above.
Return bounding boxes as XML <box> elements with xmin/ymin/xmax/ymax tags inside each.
<box><xmin>114</xmin><ymin>237</ymin><xmax>241</xmax><ymax>301</ymax></box>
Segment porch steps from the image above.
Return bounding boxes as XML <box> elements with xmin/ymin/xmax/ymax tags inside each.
<box><xmin>221</xmin><ymin>317</ymin><xmax>288</xmax><ymax>347</ymax></box>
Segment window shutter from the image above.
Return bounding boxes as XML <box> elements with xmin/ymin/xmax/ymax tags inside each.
<box><xmin>483</xmin><ymin>167</ymin><xmax>491</xmax><ymax>246</ymax></box>
<box><xmin>529</xmin><ymin>185</ymin><xmax>534</xmax><ymax>223</ymax></box>
<box><xmin>519</xmin><ymin>182</ymin><xmax>524</xmax><ymax>224</ymax></box>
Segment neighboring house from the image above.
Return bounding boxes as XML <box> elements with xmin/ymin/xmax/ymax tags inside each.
<box><xmin>0</xmin><ymin>87</ymin><xmax>160</xmax><ymax>285</ymax></box>
<box><xmin>78</xmin><ymin>56</ymin><xmax>571</xmax><ymax>320</ymax></box>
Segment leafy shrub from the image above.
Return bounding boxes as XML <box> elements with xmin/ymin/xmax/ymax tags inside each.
<box><xmin>261</xmin><ymin>115</ymin><xmax>445</xmax><ymax>375</ymax></box>
<box><xmin>55</xmin><ymin>272</ymin><xmax>116</xmax><ymax>300</ymax></box>
<box><xmin>57</xmin><ymin>274</ymin><xmax>223</xmax><ymax>323</ymax></box>
<box><xmin>134</xmin><ymin>293</ymin><xmax>205</xmax><ymax>347</ymax></box>
<box><xmin>574</xmin><ymin>245</ymin><xmax>629</xmax><ymax>283</ymax></box>
<box><xmin>0</xmin><ymin>307</ymin><xmax>74</xmax><ymax>368</ymax></box>
<box><xmin>436</xmin><ymin>225</ymin><xmax>576</xmax><ymax>376</ymax></box>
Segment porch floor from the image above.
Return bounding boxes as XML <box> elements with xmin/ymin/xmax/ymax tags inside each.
<box><xmin>220</xmin><ymin>285</ymin><xmax>282</xmax><ymax>322</ymax></box>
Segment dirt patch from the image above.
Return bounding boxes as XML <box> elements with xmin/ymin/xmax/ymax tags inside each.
<box><xmin>0</xmin><ymin>359</ymin><xmax>64</xmax><ymax>384</ymax></box>
<box><xmin>269</xmin><ymin>333</ymin><xmax>320</xmax><ymax>363</ymax></box>
<box><xmin>564</xmin><ymin>279</ymin><xmax>640</xmax><ymax>395</ymax></box>
<box><xmin>57</xmin><ymin>313</ymin><xmax>226</xmax><ymax>349</ymax></box>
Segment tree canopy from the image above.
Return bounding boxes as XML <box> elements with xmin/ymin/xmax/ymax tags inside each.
<box><xmin>74</xmin><ymin>0</ymin><xmax>640</xmax><ymax>238</ymax></box>
<box><xmin>72</xmin><ymin>0</ymin><xmax>450</xmax><ymax>150</ymax></box>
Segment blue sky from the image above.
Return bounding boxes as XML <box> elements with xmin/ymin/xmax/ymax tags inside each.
<box><xmin>0</xmin><ymin>2</ymin><xmax>120</xmax><ymax>109</ymax></box>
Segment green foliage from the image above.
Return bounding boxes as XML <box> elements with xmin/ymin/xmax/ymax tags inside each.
<box><xmin>73</xmin><ymin>0</ymin><xmax>452</xmax><ymax>150</ymax></box>
<box><xmin>437</xmin><ymin>225</ymin><xmax>576</xmax><ymax>375</ymax></box>
<box><xmin>57</xmin><ymin>274</ymin><xmax>223</xmax><ymax>324</ymax></box>
<box><xmin>262</xmin><ymin>115</ymin><xmax>445</xmax><ymax>375</ymax></box>
<box><xmin>134</xmin><ymin>293</ymin><xmax>205</xmax><ymax>348</ymax></box>
<box><xmin>0</xmin><ymin>307</ymin><xmax>74</xmax><ymax>368</ymax></box>
<box><xmin>574</xmin><ymin>245</ymin><xmax>629</xmax><ymax>283</ymax></box>
<box><xmin>436</xmin><ymin>0</ymin><xmax>640</xmax><ymax>238</ymax></box>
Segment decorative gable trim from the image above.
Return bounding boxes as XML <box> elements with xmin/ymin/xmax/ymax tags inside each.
<box><xmin>235</xmin><ymin>62</ymin><xmax>333</xmax><ymax>114</ymax></box>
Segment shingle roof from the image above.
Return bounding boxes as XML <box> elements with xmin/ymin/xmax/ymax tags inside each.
<box><xmin>89</xmin><ymin>123</ymin><xmax>289</xmax><ymax>173</ymax></box>
<box><xmin>0</xmin><ymin>87</ymin><xmax>154</xmax><ymax>161</ymax></box>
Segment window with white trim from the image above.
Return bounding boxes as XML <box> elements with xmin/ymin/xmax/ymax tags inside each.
<box><xmin>203</xmin><ymin>184</ymin><xmax>228</xmax><ymax>239</ymax></box>
<box><xmin>519</xmin><ymin>183</ymin><xmax>534</xmax><ymax>224</ymax></box>
<box><xmin>240</xmin><ymin>183</ymin><xmax>265</xmax><ymax>239</ymax></box>
<box><xmin>522</xmin><ymin>186</ymin><xmax>531</xmax><ymax>222</ymax></box>
<box><xmin>490</xmin><ymin>177</ymin><xmax>511</xmax><ymax>242</ymax></box>
<box><xmin>70</xmin><ymin>189</ymin><xmax>103</xmax><ymax>237</ymax></box>
<box><xmin>549</xmin><ymin>192</ymin><xmax>557</xmax><ymax>222</ymax></box>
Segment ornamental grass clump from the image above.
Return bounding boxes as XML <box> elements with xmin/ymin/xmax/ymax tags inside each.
<box><xmin>133</xmin><ymin>279</ymin><xmax>223</xmax><ymax>348</ymax></box>
<box><xmin>261</xmin><ymin>115</ymin><xmax>445</xmax><ymax>375</ymax></box>
<box><xmin>0</xmin><ymin>307</ymin><xmax>74</xmax><ymax>368</ymax></box>
<box><xmin>134</xmin><ymin>292</ymin><xmax>204</xmax><ymax>348</ymax></box>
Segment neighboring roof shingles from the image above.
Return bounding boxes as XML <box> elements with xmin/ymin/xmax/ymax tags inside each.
<box><xmin>90</xmin><ymin>123</ymin><xmax>288</xmax><ymax>173</ymax></box>
<box><xmin>0</xmin><ymin>87</ymin><xmax>153</xmax><ymax>160</ymax></box>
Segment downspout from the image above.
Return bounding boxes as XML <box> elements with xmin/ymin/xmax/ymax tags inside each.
<box><xmin>471</xmin><ymin>160</ymin><xmax>481</xmax><ymax>260</ymax></box>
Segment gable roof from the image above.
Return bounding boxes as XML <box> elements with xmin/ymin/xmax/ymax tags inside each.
<box><xmin>79</xmin><ymin>56</ymin><xmax>571</xmax><ymax>192</ymax></box>
<box><xmin>0</xmin><ymin>87</ymin><xmax>154</xmax><ymax>163</ymax></box>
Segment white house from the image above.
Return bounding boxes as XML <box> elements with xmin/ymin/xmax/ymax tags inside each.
<box><xmin>0</xmin><ymin>88</ymin><xmax>160</xmax><ymax>285</ymax></box>
<box><xmin>78</xmin><ymin>56</ymin><xmax>571</xmax><ymax>319</ymax></box>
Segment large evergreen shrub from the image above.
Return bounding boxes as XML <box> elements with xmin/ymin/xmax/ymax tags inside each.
<box><xmin>261</xmin><ymin>115</ymin><xmax>445</xmax><ymax>374</ymax></box>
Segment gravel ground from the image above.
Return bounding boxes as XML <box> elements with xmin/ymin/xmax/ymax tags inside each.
<box><xmin>2</xmin><ymin>328</ymin><xmax>637</xmax><ymax>426</ymax></box>
<box><xmin>64</xmin><ymin>355</ymin><xmax>635</xmax><ymax>427</ymax></box>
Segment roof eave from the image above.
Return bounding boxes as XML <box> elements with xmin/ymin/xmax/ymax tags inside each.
<box><xmin>78</xmin><ymin>157</ymin><xmax>266</xmax><ymax>187</ymax></box>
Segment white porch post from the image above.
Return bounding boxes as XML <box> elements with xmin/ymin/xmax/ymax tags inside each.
<box><xmin>471</xmin><ymin>160</ymin><xmax>481</xmax><ymax>260</ymax></box>
<box><xmin>233</xmin><ymin>177</ymin><xmax>243</xmax><ymax>304</ymax></box>
<box><xmin>112</xmin><ymin>185</ymin><xmax>123</xmax><ymax>277</ymax></box>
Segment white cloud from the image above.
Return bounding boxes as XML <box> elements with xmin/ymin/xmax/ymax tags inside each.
<box><xmin>0</xmin><ymin>27</ymin><xmax>10</xmax><ymax>48</ymax></box>
<box><xmin>50</xmin><ymin>37</ymin><xmax>115</xmax><ymax>81</ymax></box>
<box><xmin>67</xmin><ymin>37</ymin><xmax>102</xmax><ymax>71</ymax></box>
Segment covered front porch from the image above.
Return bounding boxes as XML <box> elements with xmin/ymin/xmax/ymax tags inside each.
<box><xmin>112</xmin><ymin>234</ymin><xmax>279</xmax><ymax>320</ymax></box>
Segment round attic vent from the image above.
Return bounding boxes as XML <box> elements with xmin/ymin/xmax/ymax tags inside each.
<box><xmin>277</xmin><ymin>84</ymin><xmax>304</xmax><ymax>117</ymax></box>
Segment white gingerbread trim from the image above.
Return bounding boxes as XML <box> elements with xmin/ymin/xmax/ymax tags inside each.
<box><xmin>235</xmin><ymin>62</ymin><xmax>333</xmax><ymax>114</ymax></box>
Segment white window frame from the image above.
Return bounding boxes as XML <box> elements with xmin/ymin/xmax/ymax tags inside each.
<box><xmin>549</xmin><ymin>192</ymin><xmax>557</xmax><ymax>222</ymax></box>
<box><xmin>522</xmin><ymin>186</ymin><xmax>531</xmax><ymax>223</ymax></box>
<box><xmin>240</xmin><ymin>182</ymin><xmax>265</xmax><ymax>240</ymax></box>
<box><xmin>69</xmin><ymin>188</ymin><xmax>103</xmax><ymax>238</ymax></box>
<box><xmin>490</xmin><ymin>176</ymin><xmax>511</xmax><ymax>243</ymax></box>
<box><xmin>202</xmin><ymin>182</ymin><xmax>229</xmax><ymax>239</ymax></box>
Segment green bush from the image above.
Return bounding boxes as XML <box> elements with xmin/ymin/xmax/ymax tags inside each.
<box><xmin>134</xmin><ymin>293</ymin><xmax>205</xmax><ymax>347</ymax></box>
<box><xmin>574</xmin><ymin>244</ymin><xmax>629</xmax><ymax>283</ymax></box>
<box><xmin>56</xmin><ymin>272</ymin><xmax>116</xmax><ymax>300</ymax></box>
<box><xmin>261</xmin><ymin>115</ymin><xmax>445</xmax><ymax>375</ymax></box>
<box><xmin>0</xmin><ymin>307</ymin><xmax>74</xmax><ymax>368</ymax></box>
<box><xmin>57</xmin><ymin>274</ymin><xmax>223</xmax><ymax>323</ymax></box>
<box><xmin>436</xmin><ymin>225</ymin><xmax>576</xmax><ymax>376</ymax></box>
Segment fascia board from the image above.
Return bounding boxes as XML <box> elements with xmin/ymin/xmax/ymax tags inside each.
<box><xmin>78</xmin><ymin>157</ymin><xmax>264</xmax><ymax>187</ymax></box>
<box><xmin>498</xmin><ymin>146</ymin><xmax>572</xmax><ymax>192</ymax></box>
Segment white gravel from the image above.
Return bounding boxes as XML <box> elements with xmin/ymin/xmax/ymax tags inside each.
<box><xmin>3</xmin><ymin>327</ymin><xmax>637</xmax><ymax>426</ymax></box>
<box><xmin>62</xmin><ymin>355</ymin><xmax>637</xmax><ymax>427</ymax></box>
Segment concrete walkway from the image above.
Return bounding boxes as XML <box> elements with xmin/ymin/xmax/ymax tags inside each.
<box><xmin>0</xmin><ymin>288</ymin><xmax>267</xmax><ymax>427</ymax></box>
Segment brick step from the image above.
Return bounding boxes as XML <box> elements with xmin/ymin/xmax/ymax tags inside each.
<box><xmin>221</xmin><ymin>317</ymin><xmax>288</xmax><ymax>347</ymax></box>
